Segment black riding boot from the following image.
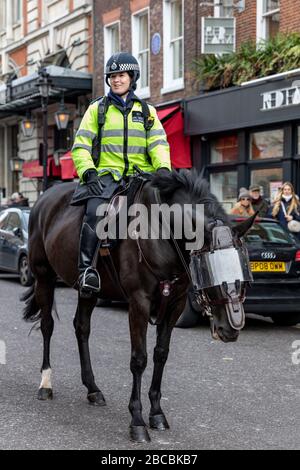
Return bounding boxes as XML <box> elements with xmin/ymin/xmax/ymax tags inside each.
<box><xmin>78</xmin><ymin>222</ymin><xmax>101</xmax><ymax>297</ymax></box>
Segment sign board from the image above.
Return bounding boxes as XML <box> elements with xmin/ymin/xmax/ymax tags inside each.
<box><xmin>261</xmin><ymin>80</ymin><xmax>300</xmax><ymax>111</ymax></box>
<box><xmin>201</xmin><ymin>17</ymin><xmax>236</xmax><ymax>55</ymax></box>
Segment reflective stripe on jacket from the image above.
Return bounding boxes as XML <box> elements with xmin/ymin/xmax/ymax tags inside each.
<box><xmin>71</xmin><ymin>99</ymin><xmax>171</xmax><ymax>181</ymax></box>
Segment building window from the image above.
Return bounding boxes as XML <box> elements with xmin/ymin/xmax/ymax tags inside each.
<box><xmin>210</xmin><ymin>171</ymin><xmax>238</xmax><ymax>212</ymax></box>
<box><xmin>132</xmin><ymin>9</ymin><xmax>149</xmax><ymax>97</ymax></box>
<box><xmin>162</xmin><ymin>0</ymin><xmax>184</xmax><ymax>94</ymax></box>
<box><xmin>214</xmin><ymin>0</ymin><xmax>234</xmax><ymax>18</ymax></box>
<box><xmin>257</xmin><ymin>0</ymin><xmax>280</xmax><ymax>43</ymax></box>
<box><xmin>0</xmin><ymin>0</ymin><xmax>6</xmax><ymax>31</ymax></box>
<box><xmin>104</xmin><ymin>22</ymin><xmax>120</xmax><ymax>64</ymax></box>
<box><xmin>13</xmin><ymin>0</ymin><xmax>21</xmax><ymax>24</ymax></box>
<box><xmin>211</xmin><ymin>135</ymin><xmax>238</xmax><ymax>163</ymax></box>
<box><xmin>250</xmin><ymin>129</ymin><xmax>284</xmax><ymax>160</ymax></box>
<box><xmin>104</xmin><ymin>22</ymin><xmax>120</xmax><ymax>91</ymax></box>
<box><xmin>250</xmin><ymin>167</ymin><xmax>283</xmax><ymax>200</ymax></box>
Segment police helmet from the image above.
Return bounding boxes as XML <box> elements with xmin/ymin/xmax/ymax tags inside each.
<box><xmin>105</xmin><ymin>52</ymin><xmax>140</xmax><ymax>88</ymax></box>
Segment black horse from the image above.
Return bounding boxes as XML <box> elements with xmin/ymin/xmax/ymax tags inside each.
<box><xmin>22</xmin><ymin>170</ymin><xmax>254</xmax><ymax>443</ymax></box>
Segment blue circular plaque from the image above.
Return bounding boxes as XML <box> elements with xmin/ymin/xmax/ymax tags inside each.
<box><xmin>151</xmin><ymin>33</ymin><xmax>161</xmax><ymax>55</ymax></box>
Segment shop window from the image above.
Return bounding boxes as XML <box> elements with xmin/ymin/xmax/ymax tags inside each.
<box><xmin>250</xmin><ymin>167</ymin><xmax>282</xmax><ymax>201</ymax></box>
<box><xmin>298</xmin><ymin>126</ymin><xmax>300</xmax><ymax>155</ymax></box>
<box><xmin>210</xmin><ymin>171</ymin><xmax>238</xmax><ymax>212</ymax></box>
<box><xmin>210</xmin><ymin>135</ymin><xmax>238</xmax><ymax>163</ymax></box>
<box><xmin>250</xmin><ymin>129</ymin><xmax>283</xmax><ymax>160</ymax></box>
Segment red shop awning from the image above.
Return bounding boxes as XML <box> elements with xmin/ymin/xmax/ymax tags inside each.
<box><xmin>22</xmin><ymin>153</ymin><xmax>77</xmax><ymax>180</ymax></box>
<box><xmin>22</xmin><ymin>157</ymin><xmax>52</xmax><ymax>178</ymax></box>
<box><xmin>60</xmin><ymin>151</ymin><xmax>78</xmax><ymax>179</ymax></box>
<box><xmin>157</xmin><ymin>105</ymin><xmax>191</xmax><ymax>169</ymax></box>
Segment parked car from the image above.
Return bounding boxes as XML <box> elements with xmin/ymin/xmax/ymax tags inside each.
<box><xmin>177</xmin><ymin>217</ymin><xmax>300</xmax><ymax>328</ymax></box>
<box><xmin>0</xmin><ymin>207</ymin><xmax>33</xmax><ymax>286</ymax></box>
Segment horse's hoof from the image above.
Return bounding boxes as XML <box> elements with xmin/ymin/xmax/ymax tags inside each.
<box><xmin>130</xmin><ymin>425</ymin><xmax>151</xmax><ymax>443</ymax></box>
<box><xmin>149</xmin><ymin>414</ymin><xmax>170</xmax><ymax>430</ymax></box>
<box><xmin>37</xmin><ymin>388</ymin><xmax>53</xmax><ymax>401</ymax></box>
<box><xmin>87</xmin><ymin>391</ymin><xmax>106</xmax><ymax>406</ymax></box>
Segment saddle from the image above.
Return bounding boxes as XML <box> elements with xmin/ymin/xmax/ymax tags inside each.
<box><xmin>98</xmin><ymin>173</ymin><xmax>153</xmax><ymax>255</ymax></box>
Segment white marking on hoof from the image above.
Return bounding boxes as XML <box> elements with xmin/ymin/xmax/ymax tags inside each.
<box><xmin>39</xmin><ymin>368</ymin><xmax>52</xmax><ymax>389</ymax></box>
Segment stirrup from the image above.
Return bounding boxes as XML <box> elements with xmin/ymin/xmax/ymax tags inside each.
<box><xmin>79</xmin><ymin>267</ymin><xmax>101</xmax><ymax>293</ymax></box>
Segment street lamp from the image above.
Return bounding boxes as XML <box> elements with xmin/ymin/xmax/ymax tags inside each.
<box><xmin>10</xmin><ymin>157</ymin><xmax>24</xmax><ymax>172</ymax></box>
<box><xmin>37</xmin><ymin>68</ymin><xmax>52</xmax><ymax>192</ymax></box>
<box><xmin>21</xmin><ymin>112</ymin><xmax>35</xmax><ymax>138</ymax></box>
<box><xmin>55</xmin><ymin>94</ymin><xmax>70</xmax><ymax>130</ymax></box>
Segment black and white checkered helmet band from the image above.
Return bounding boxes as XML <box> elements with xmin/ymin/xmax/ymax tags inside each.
<box><xmin>106</xmin><ymin>62</ymin><xmax>140</xmax><ymax>74</ymax></box>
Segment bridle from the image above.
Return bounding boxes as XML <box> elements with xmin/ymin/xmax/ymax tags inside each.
<box><xmin>132</xmin><ymin>175</ymin><xmax>251</xmax><ymax>333</ymax></box>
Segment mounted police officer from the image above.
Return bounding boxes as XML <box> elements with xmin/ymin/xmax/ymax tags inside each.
<box><xmin>71</xmin><ymin>52</ymin><xmax>171</xmax><ymax>297</ymax></box>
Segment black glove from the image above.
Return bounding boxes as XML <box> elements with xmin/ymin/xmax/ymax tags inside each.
<box><xmin>82</xmin><ymin>169</ymin><xmax>103</xmax><ymax>196</ymax></box>
<box><xmin>157</xmin><ymin>167</ymin><xmax>171</xmax><ymax>177</ymax></box>
<box><xmin>83</xmin><ymin>169</ymin><xmax>98</xmax><ymax>184</ymax></box>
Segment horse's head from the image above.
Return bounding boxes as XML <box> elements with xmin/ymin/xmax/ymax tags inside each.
<box><xmin>151</xmin><ymin>170</ymin><xmax>255</xmax><ymax>343</ymax></box>
<box><xmin>190</xmin><ymin>214</ymin><xmax>256</xmax><ymax>342</ymax></box>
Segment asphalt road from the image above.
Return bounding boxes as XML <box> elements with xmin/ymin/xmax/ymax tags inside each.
<box><xmin>0</xmin><ymin>278</ymin><xmax>299</xmax><ymax>450</ymax></box>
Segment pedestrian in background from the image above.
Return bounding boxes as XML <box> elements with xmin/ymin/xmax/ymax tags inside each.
<box><xmin>270</xmin><ymin>182</ymin><xmax>300</xmax><ymax>237</ymax></box>
<box><xmin>249</xmin><ymin>184</ymin><xmax>269</xmax><ymax>217</ymax></box>
<box><xmin>231</xmin><ymin>188</ymin><xmax>255</xmax><ymax>217</ymax></box>
<box><xmin>8</xmin><ymin>192</ymin><xmax>29</xmax><ymax>207</ymax></box>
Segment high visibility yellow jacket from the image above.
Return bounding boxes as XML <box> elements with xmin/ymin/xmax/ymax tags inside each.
<box><xmin>72</xmin><ymin>98</ymin><xmax>171</xmax><ymax>182</ymax></box>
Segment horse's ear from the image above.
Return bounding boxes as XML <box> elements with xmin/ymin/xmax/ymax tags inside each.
<box><xmin>232</xmin><ymin>211</ymin><xmax>259</xmax><ymax>238</ymax></box>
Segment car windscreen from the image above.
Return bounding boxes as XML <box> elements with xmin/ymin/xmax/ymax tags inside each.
<box><xmin>243</xmin><ymin>221</ymin><xmax>294</xmax><ymax>245</ymax></box>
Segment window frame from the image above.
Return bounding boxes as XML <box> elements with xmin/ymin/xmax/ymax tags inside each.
<box><xmin>103</xmin><ymin>20</ymin><xmax>121</xmax><ymax>93</ymax></box>
<box><xmin>12</xmin><ymin>0</ymin><xmax>21</xmax><ymax>25</ymax></box>
<box><xmin>257</xmin><ymin>0</ymin><xmax>280</xmax><ymax>44</ymax></box>
<box><xmin>132</xmin><ymin>7</ymin><xmax>150</xmax><ymax>99</ymax></box>
<box><xmin>0</xmin><ymin>0</ymin><xmax>6</xmax><ymax>32</ymax></box>
<box><xmin>214</xmin><ymin>0</ymin><xmax>234</xmax><ymax>18</ymax></box>
<box><xmin>162</xmin><ymin>0</ymin><xmax>184</xmax><ymax>95</ymax></box>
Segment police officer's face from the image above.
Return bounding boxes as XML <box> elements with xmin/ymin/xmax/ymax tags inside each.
<box><xmin>110</xmin><ymin>72</ymin><xmax>131</xmax><ymax>96</ymax></box>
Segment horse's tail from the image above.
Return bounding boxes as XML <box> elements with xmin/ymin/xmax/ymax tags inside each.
<box><xmin>20</xmin><ymin>283</ymin><xmax>41</xmax><ymax>323</ymax></box>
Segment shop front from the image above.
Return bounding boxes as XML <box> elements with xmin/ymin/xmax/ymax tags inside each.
<box><xmin>184</xmin><ymin>71</ymin><xmax>300</xmax><ymax>211</ymax></box>
<box><xmin>0</xmin><ymin>65</ymin><xmax>92</xmax><ymax>203</ymax></box>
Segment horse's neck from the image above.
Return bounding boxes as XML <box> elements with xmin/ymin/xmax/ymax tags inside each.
<box><xmin>137</xmin><ymin>185</ymin><xmax>190</xmax><ymax>275</ymax></box>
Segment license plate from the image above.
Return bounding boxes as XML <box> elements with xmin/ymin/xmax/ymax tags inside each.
<box><xmin>250</xmin><ymin>261</ymin><xmax>286</xmax><ymax>272</ymax></box>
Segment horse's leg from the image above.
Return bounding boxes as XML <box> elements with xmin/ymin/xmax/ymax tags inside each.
<box><xmin>73</xmin><ymin>295</ymin><xmax>106</xmax><ymax>406</ymax></box>
<box><xmin>148</xmin><ymin>320</ymin><xmax>173</xmax><ymax>430</ymax></box>
<box><xmin>128</xmin><ymin>298</ymin><xmax>150</xmax><ymax>443</ymax></box>
<box><xmin>37</xmin><ymin>278</ymin><xmax>56</xmax><ymax>400</ymax></box>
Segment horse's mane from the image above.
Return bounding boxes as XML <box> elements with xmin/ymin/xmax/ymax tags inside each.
<box><xmin>151</xmin><ymin>169</ymin><xmax>228</xmax><ymax>223</ymax></box>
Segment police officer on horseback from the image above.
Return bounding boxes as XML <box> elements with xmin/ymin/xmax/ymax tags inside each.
<box><xmin>71</xmin><ymin>52</ymin><xmax>171</xmax><ymax>297</ymax></box>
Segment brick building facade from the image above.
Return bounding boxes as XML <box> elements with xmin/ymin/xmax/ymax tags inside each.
<box><xmin>93</xmin><ymin>1</ymin><xmax>300</xmax><ymax>106</ymax></box>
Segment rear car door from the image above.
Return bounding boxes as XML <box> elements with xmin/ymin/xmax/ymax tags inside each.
<box><xmin>0</xmin><ymin>211</ymin><xmax>9</xmax><ymax>268</ymax></box>
<box><xmin>1</xmin><ymin>212</ymin><xmax>23</xmax><ymax>270</ymax></box>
